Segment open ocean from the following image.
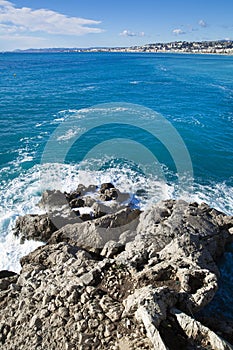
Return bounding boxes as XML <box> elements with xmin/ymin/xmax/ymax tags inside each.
<box><xmin>0</xmin><ymin>52</ymin><xmax>233</xmax><ymax>318</ymax></box>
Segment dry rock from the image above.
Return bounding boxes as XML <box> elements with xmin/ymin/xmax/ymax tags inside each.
<box><xmin>1</xmin><ymin>191</ymin><xmax>233</xmax><ymax>350</ymax></box>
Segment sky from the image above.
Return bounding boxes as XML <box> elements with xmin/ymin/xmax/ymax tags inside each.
<box><xmin>0</xmin><ymin>0</ymin><xmax>233</xmax><ymax>51</ymax></box>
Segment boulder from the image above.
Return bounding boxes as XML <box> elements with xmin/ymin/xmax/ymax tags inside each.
<box><xmin>14</xmin><ymin>213</ymin><xmax>57</xmax><ymax>242</ymax></box>
<box><xmin>99</xmin><ymin>183</ymin><xmax>115</xmax><ymax>193</ymax></box>
<box><xmin>38</xmin><ymin>189</ymin><xmax>68</xmax><ymax>210</ymax></box>
<box><xmin>49</xmin><ymin>207</ymin><xmax>141</xmax><ymax>252</ymax></box>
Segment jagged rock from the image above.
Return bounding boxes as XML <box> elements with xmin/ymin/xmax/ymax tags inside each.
<box><xmin>49</xmin><ymin>207</ymin><xmax>141</xmax><ymax>252</ymax></box>
<box><xmin>99</xmin><ymin>187</ymin><xmax>130</xmax><ymax>203</ymax></box>
<box><xmin>77</xmin><ymin>184</ymin><xmax>97</xmax><ymax>195</ymax></box>
<box><xmin>83</xmin><ymin>196</ymin><xmax>96</xmax><ymax>207</ymax></box>
<box><xmin>99</xmin><ymin>294</ymin><xmax>123</xmax><ymax>322</ymax></box>
<box><xmin>14</xmin><ymin>212</ymin><xmax>84</xmax><ymax>242</ymax></box>
<box><xmin>1</xmin><ymin>194</ymin><xmax>233</xmax><ymax>350</ymax></box>
<box><xmin>65</xmin><ymin>185</ymin><xmax>97</xmax><ymax>202</ymax></box>
<box><xmin>99</xmin><ymin>183</ymin><xmax>118</xmax><ymax>201</ymax></box>
<box><xmin>14</xmin><ymin>213</ymin><xmax>57</xmax><ymax>242</ymax></box>
<box><xmin>171</xmin><ymin>308</ymin><xmax>233</xmax><ymax>350</ymax></box>
<box><xmin>92</xmin><ymin>201</ymin><xmax>127</xmax><ymax>218</ymax></box>
<box><xmin>136</xmin><ymin>199</ymin><xmax>231</xmax><ymax>256</ymax></box>
<box><xmin>69</xmin><ymin>197</ymin><xmax>85</xmax><ymax>208</ymax></box>
<box><xmin>99</xmin><ymin>183</ymin><xmax>115</xmax><ymax>193</ymax></box>
<box><xmin>136</xmin><ymin>309</ymin><xmax>168</xmax><ymax>350</ymax></box>
<box><xmin>123</xmin><ymin>286</ymin><xmax>177</xmax><ymax>327</ymax></box>
<box><xmin>195</xmin><ymin>315</ymin><xmax>233</xmax><ymax>346</ymax></box>
<box><xmin>100</xmin><ymin>240</ymin><xmax>123</xmax><ymax>258</ymax></box>
<box><xmin>38</xmin><ymin>189</ymin><xmax>68</xmax><ymax>210</ymax></box>
<box><xmin>100</xmin><ymin>188</ymin><xmax>118</xmax><ymax>201</ymax></box>
<box><xmin>14</xmin><ymin>184</ymin><xmax>133</xmax><ymax>242</ymax></box>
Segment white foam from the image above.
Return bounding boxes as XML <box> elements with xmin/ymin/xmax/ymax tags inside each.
<box><xmin>56</xmin><ymin>128</ymin><xmax>80</xmax><ymax>141</ymax></box>
<box><xmin>53</xmin><ymin>117</ymin><xmax>65</xmax><ymax>123</ymax></box>
<box><xmin>130</xmin><ymin>81</ymin><xmax>141</xmax><ymax>85</ymax></box>
<box><xmin>187</xmin><ymin>182</ymin><xmax>233</xmax><ymax>215</ymax></box>
<box><xmin>20</xmin><ymin>155</ymin><xmax>34</xmax><ymax>163</ymax></box>
<box><xmin>209</xmin><ymin>83</ymin><xmax>231</xmax><ymax>92</ymax></box>
<box><xmin>173</xmin><ymin>116</ymin><xmax>205</xmax><ymax>128</ymax></box>
<box><xmin>0</xmin><ymin>231</ymin><xmax>43</xmax><ymax>273</ymax></box>
<box><xmin>77</xmin><ymin>106</ymin><xmax>130</xmax><ymax>115</ymax></box>
<box><xmin>80</xmin><ymin>86</ymin><xmax>97</xmax><ymax>91</ymax></box>
<box><xmin>159</xmin><ymin>66</ymin><xmax>168</xmax><ymax>72</ymax></box>
<box><xmin>78</xmin><ymin>207</ymin><xmax>94</xmax><ymax>215</ymax></box>
<box><xmin>0</xmin><ymin>167</ymin><xmax>46</xmax><ymax>272</ymax></box>
<box><xmin>0</xmin><ymin>162</ymin><xmax>232</xmax><ymax>272</ymax></box>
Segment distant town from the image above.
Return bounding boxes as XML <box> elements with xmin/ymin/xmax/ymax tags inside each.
<box><xmin>13</xmin><ymin>40</ymin><xmax>233</xmax><ymax>55</ymax></box>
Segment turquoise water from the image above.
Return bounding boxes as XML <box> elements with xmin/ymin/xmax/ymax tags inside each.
<box><xmin>1</xmin><ymin>53</ymin><xmax>232</xmax><ymax>184</ymax></box>
<box><xmin>0</xmin><ymin>52</ymin><xmax>233</xmax><ymax>316</ymax></box>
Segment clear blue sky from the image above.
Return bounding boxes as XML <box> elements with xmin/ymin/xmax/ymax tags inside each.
<box><xmin>0</xmin><ymin>0</ymin><xmax>233</xmax><ymax>50</ymax></box>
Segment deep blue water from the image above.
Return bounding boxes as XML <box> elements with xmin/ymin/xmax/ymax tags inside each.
<box><xmin>0</xmin><ymin>52</ymin><xmax>233</xmax><ymax>317</ymax></box>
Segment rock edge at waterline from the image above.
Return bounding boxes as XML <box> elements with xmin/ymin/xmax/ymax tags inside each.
<box><xmin>1</xmin><ymin>184</ymin><xmax>233</xmax><ymax>350</ymax></box>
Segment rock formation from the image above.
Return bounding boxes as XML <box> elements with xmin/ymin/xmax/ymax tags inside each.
<box><xmin>1</xmin><ymin>184</ymin><xmax>233</xmax><ymax>349</ymax></box>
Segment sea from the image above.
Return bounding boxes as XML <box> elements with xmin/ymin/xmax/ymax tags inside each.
<box><xmin>0</xmin><ymin>52</ymin><xmax>232</xmax><ymax>319</ymax></box>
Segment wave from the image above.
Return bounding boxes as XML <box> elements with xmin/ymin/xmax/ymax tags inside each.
<box><xmin>173</xmin><ymin>116</ymin><xmax>205</xmax><ymax>127</ymax></box>
<box><xmin>0</xmin><ymin>162</ymin><xmax>232</xmax><ymax>272</ymax></box>
<box><xmin>79</xmin><ymin>85</ymin><xmax>97</xmax><ymax>91</ymax></box>
<box><xmin>56</xmin><ymin>128</ymin><xmax>81</xmax><ymax>141</ymax></box>
<box><xmin>209</xmin><ymin>83</ymin><xmax>232</xmax><ymax>93</ymax></box>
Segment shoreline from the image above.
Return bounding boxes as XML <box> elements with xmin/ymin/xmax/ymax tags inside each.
<box><xmin>1</xmin><ymin>183</ymin><xmax>233</xmax><ymax>349</ymax></box>
<box><xmin>3</xmin><ymin>50</ymin><xmax>233</xmax><ymax>56</ymax></box>
<box><xmin>3</xmin><ymin>40</ymin><xmax>233</xmax><ymax>55</ymax></box>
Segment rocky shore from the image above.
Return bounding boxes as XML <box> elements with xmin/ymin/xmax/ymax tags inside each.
<box><xmin>1</xmin><ymin>183</ymin><xmax>233</xmax><ymax>350</ymax></box>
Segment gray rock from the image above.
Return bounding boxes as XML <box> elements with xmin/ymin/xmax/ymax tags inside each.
<box><xmin>99</xmin><ymin>183</ymin><xmax>115</xmax><ymax>193</ymax></box>
<box><xmin>100</xmin><ymin>240</ymin><xmax>123</xmax><ymax>258</ymax></box>
<box><xmin>14</xmin><ymin>213</ymin><xmax>57</xmax><ymax>242</ymax></box>
<box><xmin>171</xmin><ymin>308</ymin><xmax>233</xmax><ymax>350</ymax></box>
<box><xmin>1</xmin><ymin>196</ymin><xmax>233</xmax><ymax>350</ymax></box>
<box><xmin>49</xmin><ymin>207</ymin><xmax>141</xmax><ymax>252</ymax></box>
<box><xmin>69</xmin><ymin>197</ymin><xmax>85</xmax><ymax>208</ymax></box>
<box><xmin>38</xmin><ymin>189</ymin><xmax>68</xmax><ymax>210</ymax></box>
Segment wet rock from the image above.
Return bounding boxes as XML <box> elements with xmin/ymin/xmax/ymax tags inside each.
<box><xmin>83</xmin><ymin>196</ymin><xmax>96</xmax><ymax>207</ymax></box>
<box><xmin>14</xmin><ymin>213</ymin><xmax>57</xmax><ymax>242</ymax></box>
<box><xmin>77</xmin><ymin>184</ymin><xmax>97</xmax><ymax>195</ymax></box>
<box><xmin>115</xmin><ymin>190</ymin><xmax>130</xmax><ymax>204</ymax></box>
<box><xmin>99</xmin><ymin>183</ymin><xmax>118</xmax><ymax>201</ymax></box>
<box><xmin>38</xmin><ymin>190</ymin><xmax>68</xmax><ymax>210</ymax></box>
<box><xmin>100</xmin><ymin>188</ymin><xmax>118</xmax><ymax>201</ymax></box>
<box><xmin>99</xmin><ymin>183</ymin><xmax>115</xmax><ymax>193</ymax></box>
<box><xmin>0</xmin><ymin>271</ymin><xmax>17</xmax><ymax>279</ymax></box>
<box><xmin>69</xmin><ymin>198</ymin><xmax>85</xmax><ymax>208</ymax></box>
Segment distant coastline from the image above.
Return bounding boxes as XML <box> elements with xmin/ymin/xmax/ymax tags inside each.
<box><xmin>7</xmin><ymin>40</ymin><xmax>233</xmax><ymax>55</ymax></box>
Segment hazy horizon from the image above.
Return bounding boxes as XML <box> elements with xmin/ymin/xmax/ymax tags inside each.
<box><xmin>0</xmin><ymin>0</ymin><xmax>233</xmax><ymax>51</ymax></box>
